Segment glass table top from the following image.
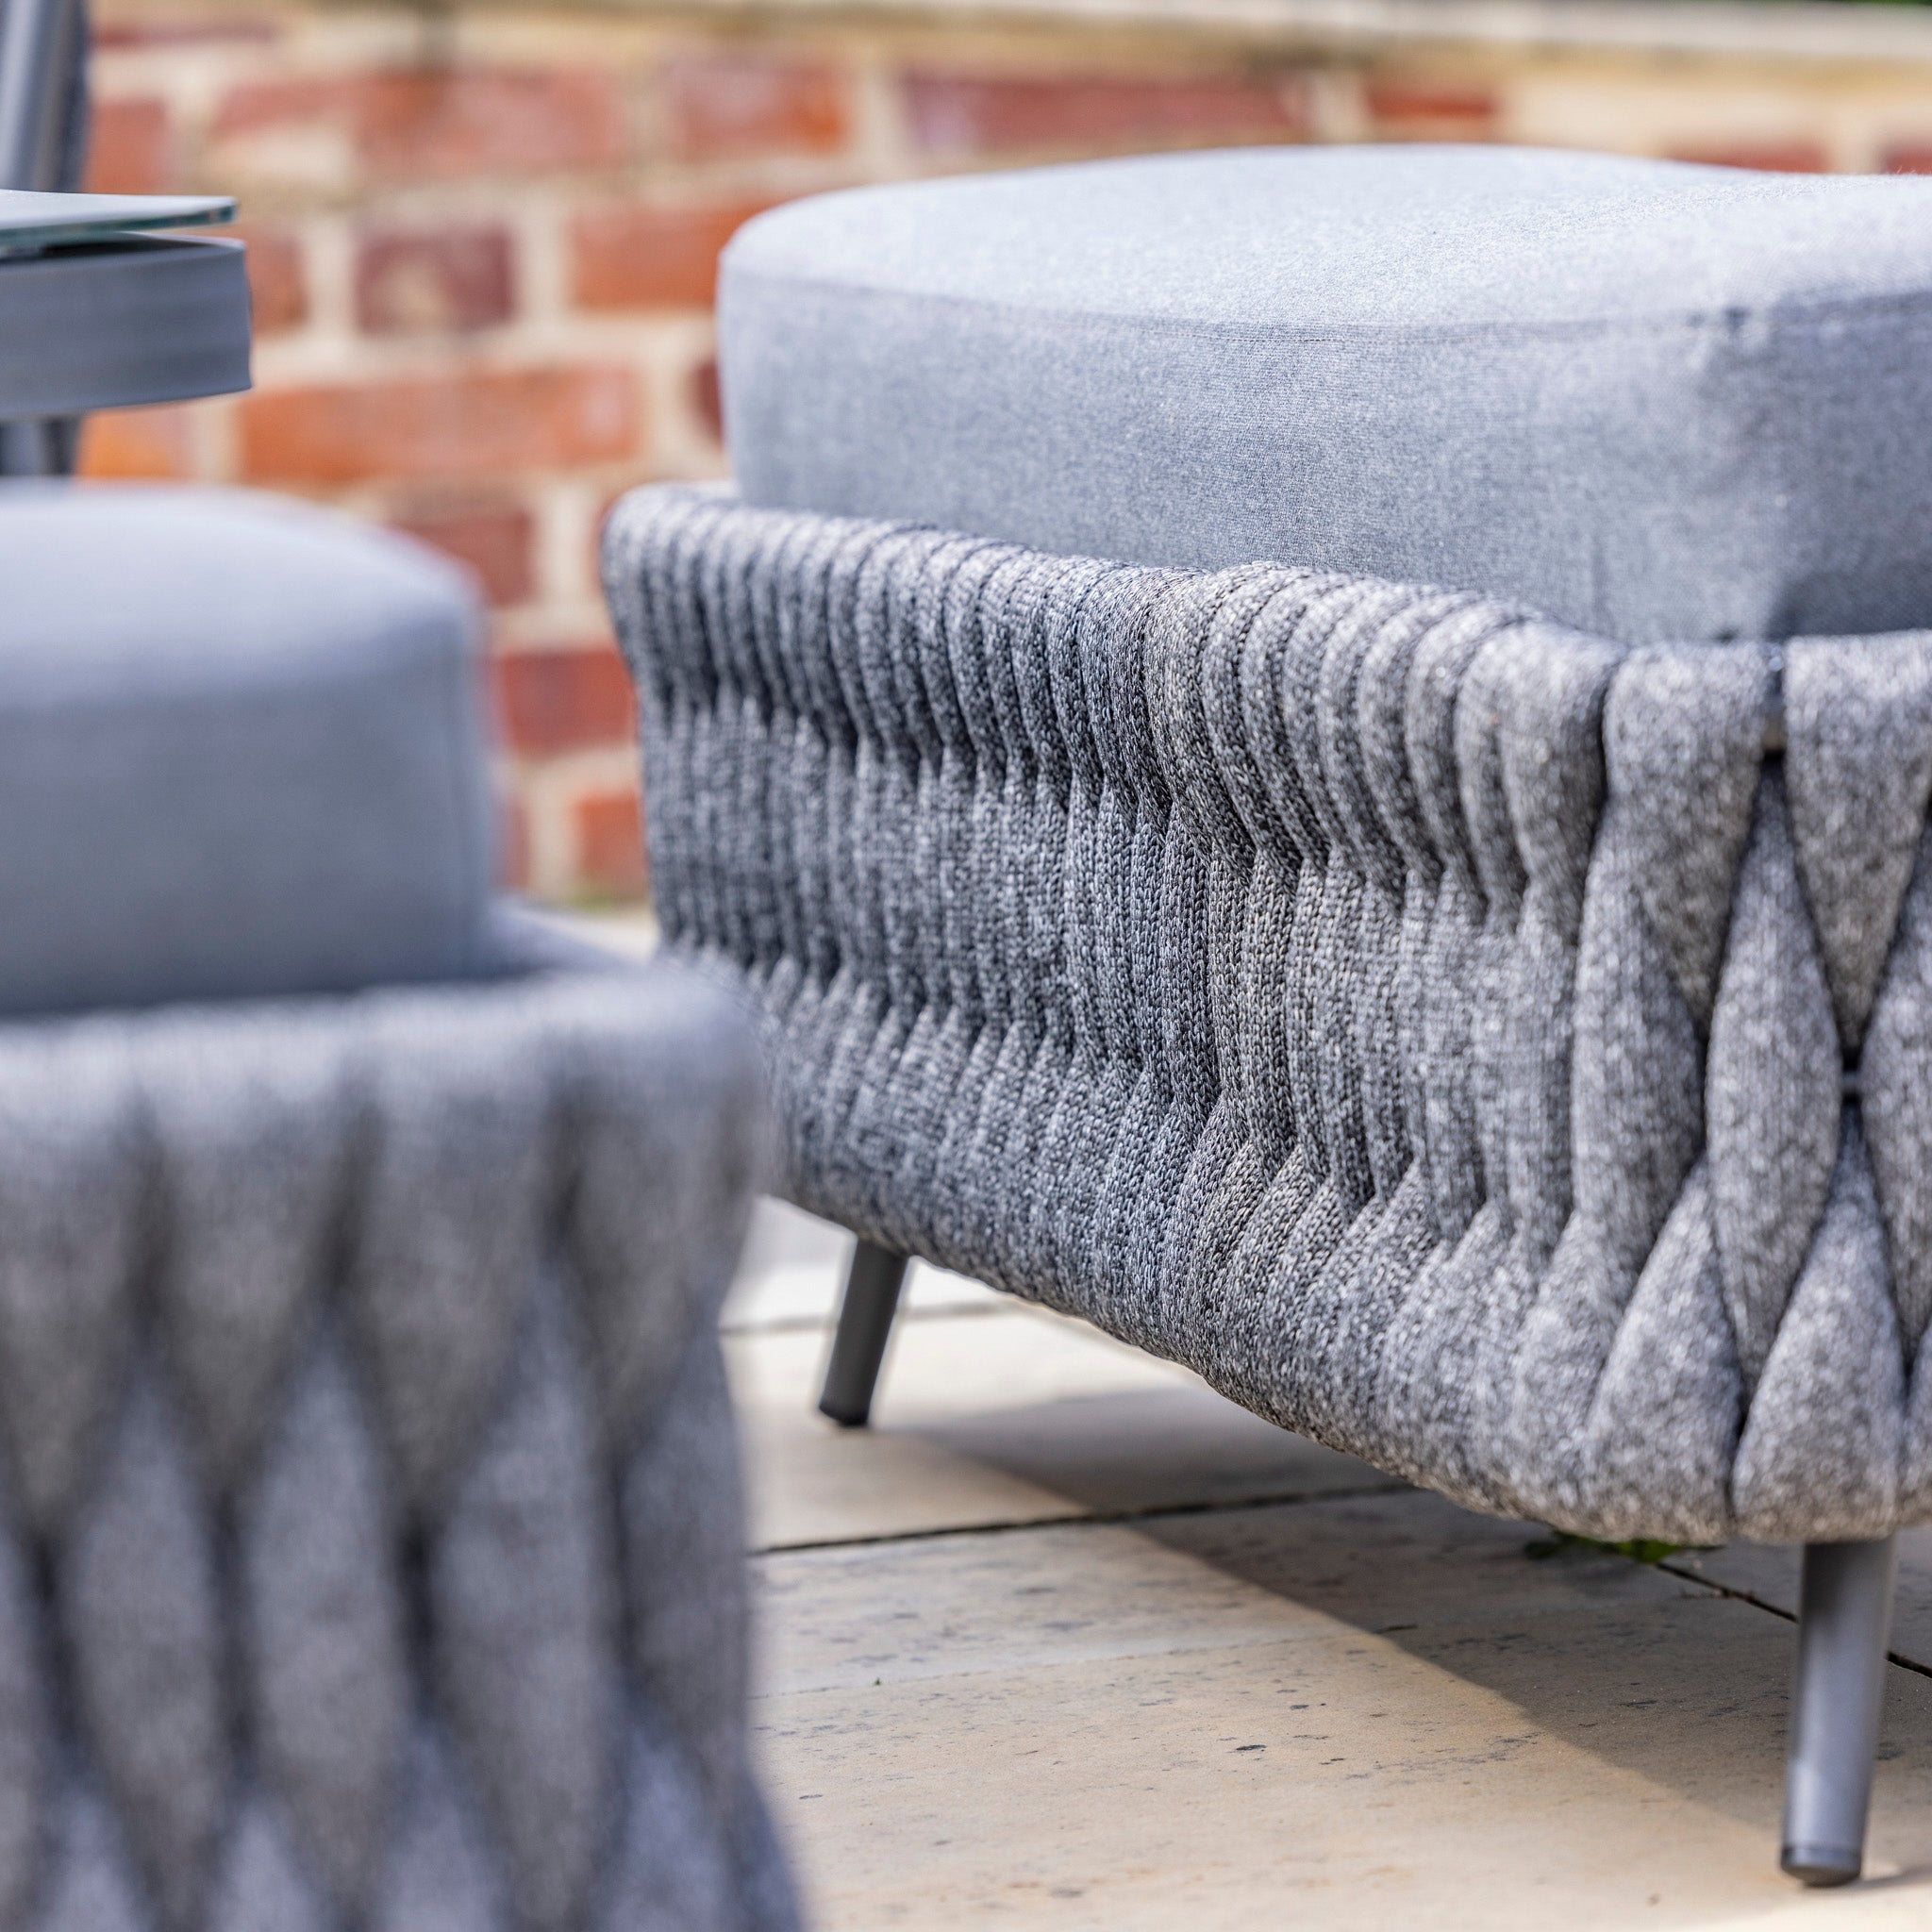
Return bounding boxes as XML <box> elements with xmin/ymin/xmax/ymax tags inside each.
<box><xmin>0</xmin><ymin>190</ymin><xmax>235</xmax><ymax>253</ymax></box>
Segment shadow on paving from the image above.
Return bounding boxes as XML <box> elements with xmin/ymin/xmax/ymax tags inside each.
<box><xmin>896</xmin><ymin>1376</ymin><xmax>1932</xmax><ymax>1885</ymax></box>
<box><xmin>904</xmin><ymin>1383</ymin><xmax>1402</xmax><ymax>1520</ymax></box>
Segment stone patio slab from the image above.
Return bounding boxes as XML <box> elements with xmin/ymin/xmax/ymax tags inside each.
<box><xmin>1670</xmin><ymin>1537</ymin><xmax>1932</xmax><ymax>1675</ymax></box>
<box><xmin>759</xmin><ymin>1491</ymin><xmax>1684</xmax><ymax>1696</ymax></box>
<box><xmin>727</xmin><ymin>1299</ymin><xmax>1386</xmax><ymax>1550</ymax></box>
<box><xmin>725</xmin><ymin>1199</ymin><xmax>1932</xmax><ymax>1927</ymax></box>
<box><xmin>754</xmin><ymin>1497</ymin><xmax>1932</xmax><ymax>1929</ymax></box>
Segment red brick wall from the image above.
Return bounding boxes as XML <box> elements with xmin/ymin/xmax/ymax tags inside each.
<box><xmin>83</xmin><ymin>0</ymin><xmax>1932</xmax><ymax>900</ymax></box>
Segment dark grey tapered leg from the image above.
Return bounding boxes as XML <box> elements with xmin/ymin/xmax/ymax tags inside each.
<box><xmin>0</xmin><ymin>420</ymin><xmax>57</xmax><ymax>476</ymax></box>
<box><xmin>818</xmin><ymin>1240</ymin><xmax>907</xmax><ymax>1427</ymax></box>
<box><xmin>1782</xmin><ymin>1535</ymin><xmax>1898</xmax><ymax>1886</ymax></box>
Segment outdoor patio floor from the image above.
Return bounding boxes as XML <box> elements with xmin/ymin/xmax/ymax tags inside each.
<box><xmin>728</xmin><ymin>1201</ymin><xmax>1932</xmax><ymax>1930</ymax></box>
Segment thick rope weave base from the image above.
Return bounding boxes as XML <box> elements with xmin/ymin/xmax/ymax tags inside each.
<box><xmin>609</xmin><ymin>484</ymin><xmax>1932</xmax><ymax>1546</ymax></box>
<box><xmin>0</xmin><ymin>949</ymin><xmax>793</xmax><ymax>1931</ymax></box>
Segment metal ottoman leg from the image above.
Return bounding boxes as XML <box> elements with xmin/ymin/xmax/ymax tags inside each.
<box><xmin>1782</xmin><ymin>1536</ymin><xmax>1899</xmax><ymax>1886</ymax></box>
<box><xmin>818</xmin><ymin>1238</ymin><xmax>908</xmax><ymax>1427</ymax></box>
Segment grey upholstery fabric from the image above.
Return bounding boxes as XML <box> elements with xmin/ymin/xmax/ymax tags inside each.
<box><xmin>0</xmin><ymin>487</ymin><xmax>494</xmax><ymax>1014</ymax></box>
<box><xmin>0</xmin><ymin>939</ymin><xmax>795</xmax><ymax>1931</ymax></box>
<box><xmin>608</xmin><ymin>483</ymin><xmax>1932</xmax><ymax>1548</ymax></box>
<box><xmin>722</xmin><ymin>145</ymin><xmax>1932</xmax><ymax>645</ymax></box>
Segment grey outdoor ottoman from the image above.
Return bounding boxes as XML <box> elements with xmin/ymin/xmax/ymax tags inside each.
<box><xmin>605</xmin><ymin>144</ymin><xmax>1932</xmax><ymax>1887</ymax></box>
<box><xmin>0</xmin><ymin>485</ymin><xmax>798</xmax><ymax>1930</ymax></box>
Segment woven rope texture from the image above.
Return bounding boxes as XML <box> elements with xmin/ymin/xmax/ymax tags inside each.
<box><xmin>608</xmin><ymin>484</ymin><xmax>1932</xmax><ymax>1546</ymax></box>
<box><xmin>0</xmin><ymin>956</ymin><xmax>792</xmax><ymax>1932</ymax></box>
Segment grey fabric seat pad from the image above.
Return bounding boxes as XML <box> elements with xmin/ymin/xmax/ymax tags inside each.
<box><xmin>608</xmin><ymin>484</ymin><xmax>1932</xmax><ymax>1549</ymax></box>
<box><xmin>722</xmin><ymin>144</ymin><xmax>1932</xmax><ymax>645</ymax></box>
<box><xmin>0</xmin><ymin>485</ymin><xmax>494</xmax><ymax>1013</ymax></box>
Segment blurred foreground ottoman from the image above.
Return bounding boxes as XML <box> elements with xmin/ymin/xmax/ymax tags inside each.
<box><xmin>607</xmin><ymin>145</ymin><xmax>1932</xmax><ymax>1888</ymax></box>
<box><xmin>0</xmin><ymin>486</ymin><xmax>795</xmax><ymax>1930</ymax></box>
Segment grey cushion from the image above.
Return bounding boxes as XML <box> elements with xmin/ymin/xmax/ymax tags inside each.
<box><xmin>0</xmin><ymin>485</ymin><xmax>494</xmax><ymax>1014</ymax></box>
<box><xmin>722</xmin><ymin>144</ymin><xmax>1932</xmax><ymax>645</ymax></box>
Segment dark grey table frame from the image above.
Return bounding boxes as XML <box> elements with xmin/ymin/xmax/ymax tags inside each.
<box><xmin>0</xmin><ymin>231</ymin><xmax>251</xmax><ymax>473</ymax></box>
<box><xmin>0</xmin><ymin>0</ymin><xmax>250</xmax><ymax>475</ymax></box>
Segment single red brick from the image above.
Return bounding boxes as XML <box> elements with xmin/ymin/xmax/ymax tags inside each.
<box><xmin>492</xmin><ymin>644</ymin><xmax>636</xmax><ymax>758</ymax></box>
<box><xmin>573</xmin><ymin>785</ymin><xmax>647</xmax><ymax>895</ymax></box>
<box><xmin>78</xmin><ymin>404</ymin><xmax>194</xmax><ymax>480</ymax></box>
<box><xmin>570</xmin><ymin>199</ymin><xmax>771</xmax><ymax>310</ymax></box>
<box><xmin>689</xmin><ymin>357</ymin><xmax>723</xmax><ymax>445</ymax></box>
<box><xmin>904</xmin><ymin>70</ymin><xmax>1306</xmax><ymax>156</ymax></box>
<box><xmin>662</xmin><ymin>53</ymin><xmax>848</xmax><ymax>160</ymax></box>
<box><xmin>497</xmin><ymin>792</ymin><xmax>531</xmax><ymax>891</ymax></box>
<box><xmin>358</xmin><ymin>226</ymin><xmax>514</xmax><ymax>335</ymax></box>
<box><xmin>233</xmin><ymin>223</ymin><xmax>308</xmax><ymax>335</ymax></box>
<box><xmin>1883</xmin><ymin>144</ymin><xmax>1932</xmax><ymax>175</ymax></box>
<box><xmin>86</xmin><ymin>97</ymin><xmax>174</xmax><ymax>192</ymax></box>
<box><xmin>240</xmin><ymin>366</ymin><xmax>642</xmax><ymax>485</ymax></box>
<box><xmin>391</xmin><ymin>502</ymin><xmax>535</xmax><ymax>607</ymax></box>
<box><xmin>1670</xmin><ymin>142</ymin><xmax>1828</xmax><ymax>174</ymax></box>
<box><xmin>1364</xmin><ymin>78</ymin><xmax>1499</xmax><ymax>131</ymax></box>
<box><xmin>214</xmin><ymin>68</ymin><xmax>627</xmax><ymax>183</ymax></box>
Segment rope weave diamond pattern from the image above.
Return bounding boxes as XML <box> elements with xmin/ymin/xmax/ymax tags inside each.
<box><xmin>0</xmin><ymin>961</ymin><xmax>791</xmax><ymax>1931</ymax></box>
<box><xmin>609</xmin><ymin>484</ymin><xmax>1932</xmax><ymax>1546</ymax></box>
